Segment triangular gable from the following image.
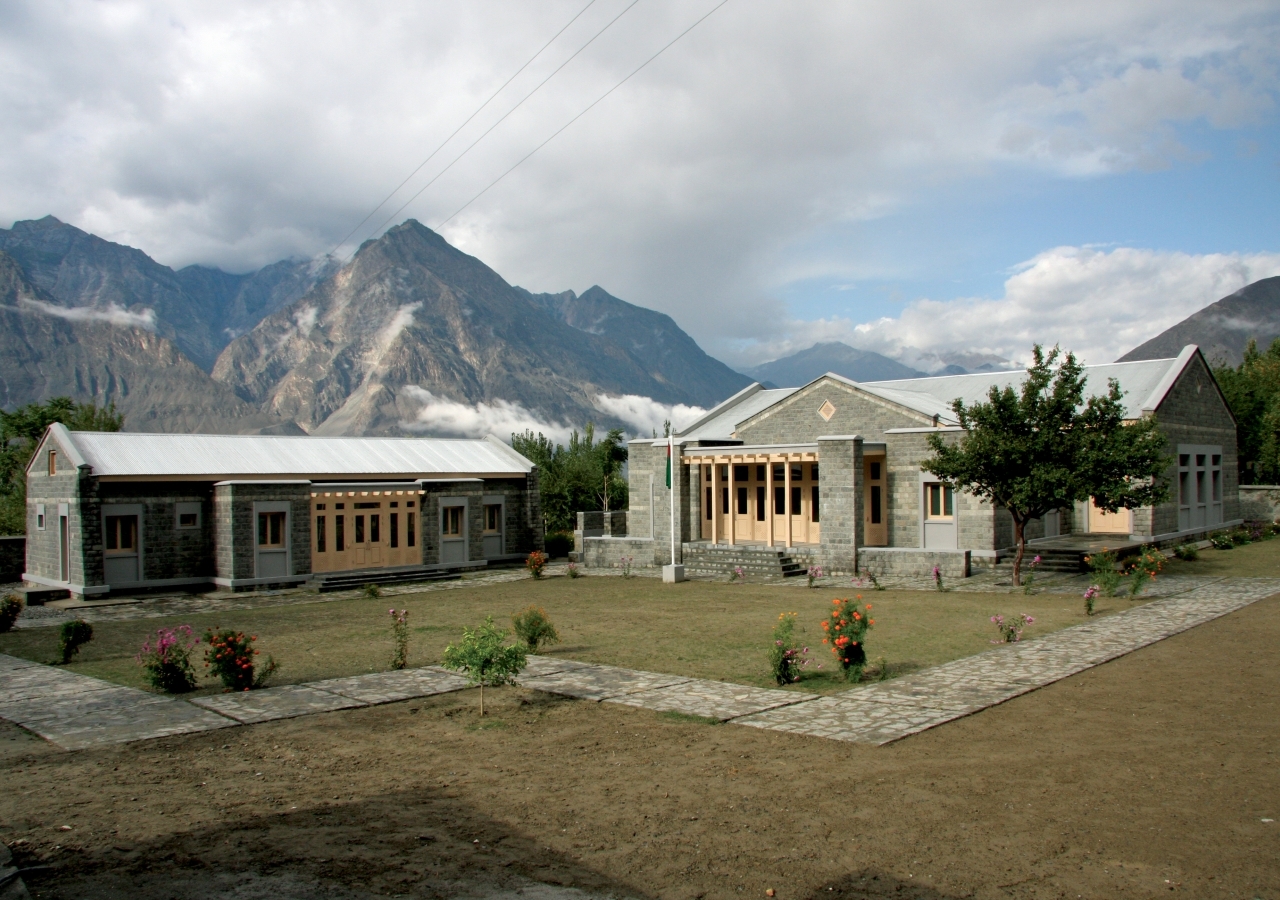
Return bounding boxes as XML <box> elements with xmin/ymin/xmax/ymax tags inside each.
<box><xmin>24</xmin><ymin>422</ymin><xmax>89</xmax><ymax>477</ymax></box>
<box><xmin>733</xmin><ymin>372</ymin><xmax>935</xmax><ymax>439</ymax></box>
<box><xmin>1143</xmin><ymin>345</ymin><xmax>1237</xmax><ymax>426</ymax></box>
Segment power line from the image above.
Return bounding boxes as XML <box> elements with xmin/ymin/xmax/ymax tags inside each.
<box><xmin>329</xmin><ymin>0</ymin><xmax>599</xmax><ymax>258</ymax></box>
<box><xmin>434</xmin><ymin>0</ymin><xmax>731</xmax><ymax>232</ymax></box>
<box><xmin>361</xmin><ymin>0</ymin><xmax>645</xmax><ymax>253</ymax></box>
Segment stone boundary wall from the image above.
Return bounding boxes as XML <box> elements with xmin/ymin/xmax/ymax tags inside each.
<box><xmin>858</xmin><ymin>547</ymin><xmax>971</xmax><ymax>580</ymax></box>
<box><xmin>1239</xmin><ymin>486</ymin><xmax>1280</xmax><ymax>523</ymax></box>
<box><xmin>580</xmin><ymin>536</ymin><xmax>658</xmax><ymax>569</ymax></box>
<box><xmin>0</xmin><ymin>536</ymin><xmax>23</xmax><ymax>583</ymax></box>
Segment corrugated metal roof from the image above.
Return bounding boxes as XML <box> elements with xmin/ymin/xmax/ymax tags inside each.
<box><xmin>678</xmin><ymin>388</ymin><xmax>799</xmax><ymax>441</ymax></box>
<box><xmin>858</xmin><ymin>355</ymin><xmax>1182</xmax><ymax>423</ymax></box>
<box><xmin>64</xmin><ymin>431</ymin><xmax>533</xmax><ymax>478</ymax></box>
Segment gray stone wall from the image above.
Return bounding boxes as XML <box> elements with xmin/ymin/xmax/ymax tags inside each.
<box><xmin>857</xmin><ymin>547</ymin><xmax>970</xmax><ymax>579</ymax></box>
<box><xmin>24</xmin><ymin>440</ymin><xmax>95</xmax><ymax>588</ymax></box>
<box><xmin>814</xmin><ymin>437</ymin><xmax>861</xmax><ymax>573</ymax></box>
<box><xmin>581</xmin><ymin>536</ymin><xmax>659</xmax><ymax>569</ymax></box>
<box><xmin>419</xmin><ymin>478</ymin><xmax>539</xmax><ymax>566</ymax></box>
<box><xmin>213</xmin><ymin>482</ymin><xmax>312</xmax><ymax>583</ymax></box>
<box><xmin>96</xmin><ymin>483</ymin><xmax>215</xmax><ymax>582</ymax></box>
<box><xmin>1240</xmin><ymin>486</ymin><xmax>1280</xmax><ymax>522</ymax></box>
<box><xmin>736</xmin><ymin>378</ymin><xmax>930</xmax><ymax>444</ymax></box>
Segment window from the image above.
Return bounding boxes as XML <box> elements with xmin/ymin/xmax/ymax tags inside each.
<box><xmin>48</xmin><ymin>450</ymin><xmax>56</xmax><ymax>476</ymax></box>
<box><xmin>390</xmin><ymin>513</ymin><xmax>399</xmax><ymax>548</ymax></box>
<box><xmin>811</xmin><ymin>485</ymin><xmax>819</xmax><ymax>522</ymax></box>
<box><xmin>36</xmin><ymin>504</ymin><xmax>45</xmax><ymax>531</ymax></box>
<box><xmin>721</xmin><ymin>487</ymin><xmax>729</xmax><ymax>513</ymax></box>
<box><xmin>736</xmin><ymin>486</ymin><xmax>748</xmax><ymax>515</ymax></box>
<box><xmin>175</xmin><ymin>502</ymin><xmax>201</xmax><ymax>529</ymax></box>
<box><xmin>791</xmin><ymin>465</ymin><xmax>802</xmax><ymax>481</ymax></box>
<box><xmin>811</xmin><ymin>465</ymin><xmax>819</xmax><ymax>481</ymax></box>
<box><xmin>705</xmin><ymin>487</ymin><xmax>712</xmax><ymax>519</ymax></box>
<box><xmin>443</xmin><ymin>506</ymin><xmax>463</xmax><ymax>536</ymax></box>
<box><xmin>407</xmin><ymin>512</ymin><xmax>416</xmax><ymax>547</ymax></box>
<box><xmin>734</xmin><ymin>464</ymin><xmax>748</xmax><ymax>482</ymax></box>
<box><xmin>370</xmin><ymin>514</ymin><xmax>380</xmax><ymax>543</ymax></box>
<box><xmin>791</xmin><ymin>486</ymin><xmax>802</xmax><ymax>515</ymax></box>
<box><xmin>484</xmin><ymin>504</ymin><xmax>501</xmax><ymax>532</ymax></box>
<box><xmin>871</xmin><ymin>486</ymin><xmax>882</xmax><ymax>524</ymax></box>
<box><xmin>316</xmin><ymin>516</ymin><xmax>326</xmax><ymax>553</ymax></box>
<box><xmin>336</xmin><ymin>515</ymin><xmax>345</xmax><ymax>551</ymax></box>
<box><xmin>258</xmin><ymin>512</ymin><xmax>285</xmax><ymax>548</ymax></box>
<box><xmin>355</xmin><ymin>515</ymin><xmax>365</xmax><ymax>544</ymax></box>
<box><xmin>720</xmin><ymin>466</ymin><xmax>728</xmax><ymax>482</ymax></box>
<box><xmin>389</xmin><ymin>501</ymin><xmax>398</xmax><ymax>508</ymax></box>
<box><xmin>756</xmin><ymin>465</ymin><xmax>765</xmax><ymax>481</ymax></box>
<box><xmin>406</xmin><ymin>500</ymin><xmax>415</xmax><ymax>508</ymax></box>
<box><xmin>870</xmin><ymin>462</ymin><xmax>881</xmax><ymax>480</ymax></box>
<box><xmin>774</xmin><ymin>486</ymin><xmax>785</xmax><ymax>515</ymax></box>
<box><xmin>335</xmin><ymin>502</ymin><xmax>345</xmax><ymax>510</ymax></box>
<box><xmin>773</xmin><ymin>464</ymin><xmax>784</xmax><ymax>481</ymax></box>
<box><xmin>756</xmin><ymin>486</ymin><xmax>765</xmax><ymax>521</ymax></box>
<box><xmin>178</xmin><ymin>513</ymin><xmax>198</xmax><ymax>528</ymax></box>
<box><xmin>105</xmin><ymin>515</ymin><xmax>138</xmax><ymax>554</ymax></box>
<box><xmin>315</xmin><ymin>503</ymin><xmax>326</xmax><ymax>510</ymax></box>
<box><xmin>925</xmin><ymin>483</ymin><xmax>954</xmax><ymax>519</ymax></box>
<box><xmin>355</xmin><ymin>501</ymin><xmax>380</xmax><ymax>509</ymax></box>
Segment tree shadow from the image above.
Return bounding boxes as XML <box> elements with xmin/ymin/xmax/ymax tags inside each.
<box><xmin>802</xmin><ymin>869</ymin><xmax>966</xmax><ymax>899</ymax></box>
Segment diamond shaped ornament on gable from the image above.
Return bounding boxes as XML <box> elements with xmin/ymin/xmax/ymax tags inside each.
<box><xmin>818</xmin><ymin>400</ymin><xmax>836</xmax><ymax>421</ymax></box>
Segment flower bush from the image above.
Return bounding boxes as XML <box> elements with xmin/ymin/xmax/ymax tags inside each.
<box><xmin>1084</xmin><ymin>549</ymin><xmax>1123</xmax><ymax>596</ymax></box>
<box><xmin>1125</xmin><ymin>546</ymin><xmax>1165</xmax><ymax>598</ymax></box>
<box><xmin>1022</xmin><ymin>555</ymin><xmax>1042</xmax><ymax>595</ymax></box>
<box><xmin>1083</xmin><ymin>585</ymin><xmax>1099</xmax><ymax>616</ymax></box>
<box><xmin>0</xmin><ymin>593</ymin><xmax>21</xmax><ymax>633</ymax></box>
<box><xmin>136</xmin><ymin>625</ymin><xmax>199</xmax><ymax>693</ymax></box>
<box><xmin>389</xmin><ymin>608</ymin><xmax>410</xmax><ymax>670</ymax></box>
<box><xmin>991</xmin><ymin>613</ymin><xmax>1034</xmax><ymax>643</ymax></box>
<box><xmin>931</xmin><ymin>565</ymin><xmax>945</xmax><ymax>592</ymax></box>
<box><xmin>821</xmin><ymin>597</ymin><xmax>874</xmax><ymax>681</ymax></box>
<box><xmin>204</xmin><ymin>628</ymin><xmax>278</xmax><ymax>691</ymax></box>
<box><xmin>1210</xmin><ymin>533</ymin><xmax>1234</xmax><ymax>550</ymax></box>
<box><xmin>1173</xmin><ymin>543</ymin><xmax>1198</xmax><ymax>561</ymax></box>
<box><xmin>806</xmin><ymin>565</ymin><xmax>825</xmax><ymax>588</ymax></box>
<box><xmin>58</xmin><ymin>619</ymin><xmax>93</xmax><ymax>664</ymax></box>
<box><xmin>525</xmin><ymin>550</ymin><xmax>548</xmax><ymax>579</ymax></box>
<box><xmin>566</xmin><ymin>562</ymin><xmax>581</xmax><ymax>579</ymax></box>
<box><xmin>618</xmin><ymin>555</ymin><xmax>634</xmax><ymax>578</ymax></box>
<box><xmin>362</xmin><ymin>583</ymin><xmax>381</xmax><ymax>599</ymax></box>
<box><xmin>512</xmin><ymin>605</ymin><xmax>560</xmax><ymax>651</ymax></box>
<box><xmin>730</xmin><ymin>565</ymin><xmax>745</xmax><ymax>583</ymax></box>
<box><xmin>768</xmin><ymin>612</ymin><xmax>810</xmax><ymax>685</ymax></box>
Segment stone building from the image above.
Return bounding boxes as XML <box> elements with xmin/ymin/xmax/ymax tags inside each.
<box><xmin>24</xmin><ymin>426</ymin><xmax>540</xmax><ymax>599</ymax></box>
<box><xmin>583</xmin><ymin>345</ymin><xmax>1238</xmax><ymax>578</ymax></box>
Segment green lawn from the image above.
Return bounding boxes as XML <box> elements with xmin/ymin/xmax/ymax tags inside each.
<box><xmin>1161</xmin><ymin>534</ymin><xmax>1280</xmax><ymax>578</ymax></box>
<box><xmin>0</xmin><ymin>575</ymin><xmax>1149</xmax><ymax>696</ymax></box>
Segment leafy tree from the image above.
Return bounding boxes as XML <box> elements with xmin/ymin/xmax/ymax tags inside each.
<box><xmin>511</xmin><ymin>423</ymin><xmax>628</xmax><ymax>533</ymax></box>
<box><xmin>0</xmin><ymin>398</ymin><xmax>125</xmax><ymax>534</ymax></box>
<box><xmin>1214</xmin><ymin>339</ymin><xmax>1280</xmax><ymax>483</ymax></box>
<box><xmin>923</xmin><ymin>345</ymin><xmax>1169</xmax><ymax>585</ymax></box>
<box><xmin>441</xmin><ymin>615</ymin><xmax>527</xmax><ymax>716</ymax></box>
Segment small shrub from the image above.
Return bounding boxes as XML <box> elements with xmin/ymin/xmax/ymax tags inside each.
<box><xmin>806</xmin><ymin>565</ymin><xmax>825</xmax><ymax>588</ymax></box>
<box><xmin>362</xmin><ymin>583</ymin><xmax>381</xmax><ymax>599</ymax></box>
<box><xmin>821</xmin><ymin>596</ymin><xmax>874</xmax><ymax>681</ymax></box>
<box><xmin>204</xmin><ymin>628</ymin><xmax>278</xmax><ymax>691</ymax></box>
<box><xmin>1083</xmin><ymin>585</ymin><xmax>1099</xmax><ymax>616</ymax></box>
<box><xmin>931</xmin><ymin>565</ymin><xmax>947</xmax><ymax>592</ymax></box>
<box><xmin>1210</xmin><ymin>534</ymin><xmax>1234</xmax><ymax>550</ymax></box>
<box><xmin>990</xmin><ymin>613</ymin><xmax>1034</xmax><ymax>643</ymax></box>
<box><xmin>389</xmin><ymin>608</ymin><xmax>410</xmax><ymax>670</ymax></box>
<box><xmin>1173</xmin><ymin>543</ymin><xmax>1198</xmax><ymax>561</ymax></box>
<box><xmin>1125</xmin><ymin>546</ymin><xmax>1165</xmax><ymax>598</ymax></box>
<box><xmin>618</xmin><ymin>555</ymin><xmax>634</xmax><ymax>578</ymax></box>
<box><xmin>566</xmin><ymin>562</ymin><xmax>581</xmax><ymax>579</ymax></box>
<box><xmin>1084</xmin><ymin>549</ymin><xmax>1123</xmax><ymax>596</ymax></box>
<box><xmin>512</xmin><ymin>605</ymin><xmax>560</xmax><ymax>651</ymax></box>
<box><xmin>544</xmin><ymin>532</ymin><xmax>573</xmax><ymax>558</ymax></box>
<box><xmin>58</xmin><ymin>619</ymin><xmax>93</xmax><ymax>664</ymax></box>
<box><xmin>729</xmin><ymin>565</ymin><xmax>745</xmax><ymax>583</ymax></box>
<box><xmin>136</xmin><ymin>625</ymin><xmax>199</xmax><ymax>693</ymax></box>
<box><xmin>441</xmin><ymin>615</ymin><xmax>527</xmax><ymax>715</ymax></box>
<box><xmin>874</xmin><ymin>656</ymin><xmax>892</xmax><ymax>682</ymax></box>
<box><xmin>525</xmin><ymin>550</ymin><xmax>548</xmax><ymax>579</ymax></box>
<box><xmin>1022</xmin><ymin>555</ymin><xmax>1041</xmax><ymax>595</ymax></box>
<box><xmin>861</xmin><ymin>569</ymin><xmax>886</xmax><ymax>591</ymax></box>
<box><xmin>0</xmin><ymin>593</ymin><xmax>22</xmax><ymax>633</ymax></box>
<box><xmin>1230</xmin><ymin>528</ymin><xmax>1252</xmax><ymax>546</ymax></box>
<box><xmin>768</xmin><ymin>612</ymin><xmax>810</xmax><ymax>685</ymax></box>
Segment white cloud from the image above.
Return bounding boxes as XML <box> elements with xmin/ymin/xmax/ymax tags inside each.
<box><xmin>593</xmin><ymin>393</ymin><xmax>708</xmax><ymax>437</ymax></box>
<box><xmin>746</xmin><ymin>246</ymin><xmax>1280</xmax><ymax>369</ymax></box>
<box><xmin>19</xmin><ymin>297</ymin><xmax>157</xmax><ymax>330</ymax></box>
<box><xmin>400</xmin><ymin>385</ymin><xmax>576</xmax><ymax>443</ymax></box>
<box><xmin>375</xmin><ymin>302</ymin><xmax>421</xmax><ymax>347</ymax></box>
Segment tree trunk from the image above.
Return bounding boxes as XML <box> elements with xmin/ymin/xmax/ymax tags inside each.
<box><xmin>1012</xmin><ymin>517</ymin><xmax>1026</xmax><ymax>586</ymax></box>
<box><xmin>480</xmin><ymin>682</ymin><xmax>485</xmax><ymax>717</ymax></box>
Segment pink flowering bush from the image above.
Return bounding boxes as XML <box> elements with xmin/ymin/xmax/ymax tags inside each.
<box><xmin>136</xmin><ymin>625</ymin><xmax>200</xmax><ymax>693</ymax></box>
<box><xmin>769</xmin><ymin>612</ymin><xmax>811</xmax><ymax>685</ymax></box>
<box><xmin>990</xmin><ymin>613</ymin><xmax>1035</xmax><ymax>643</ymax></box>
<box><xmin>390</xmin><ymin>608</ymin><xmax>410</xmax><ymax>670</ymax></box>
<box><xmin>806</xmin><ymin>565</ymin><xmax>825</xmax><ymax>588</ymax></box>
<box><xmin>1083</xmin><ymin>585</ymin><xmax>1099</xmax><ymax>616</ymax></box>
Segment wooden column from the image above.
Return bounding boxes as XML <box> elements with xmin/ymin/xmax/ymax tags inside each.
<box><xmin>727</xmin><ymin>458</ymin><xmax>736</xmax><ymax>546</ymax></box>
<box><xmin>766</xmin><ymin>458</ymin><xmax>775</xmax><ymax>547</ymax></box>
<box><xmin>710</xmin><ymin>463</ymin><xmax>719</xmax><ymax>545</ymax></box>
<box><xmin>784</xmin><ymin>456</ymin><xmax>793</xmax><ymax>548</ymax></box>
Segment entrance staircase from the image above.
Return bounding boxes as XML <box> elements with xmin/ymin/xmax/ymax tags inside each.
<box><xmin>309</xmin><ymin>567</ymin><xmax>461</xmax><ymax>594</ymax></box>
<box><xmin>994</xmin><ymin>547</ymin><xmax>1088</xmax><ymax>575</ymax></box>
<box><xmin>682</xmin><ymin>544</ymin><xmax>806</xmax><ymax>579</ymax></box>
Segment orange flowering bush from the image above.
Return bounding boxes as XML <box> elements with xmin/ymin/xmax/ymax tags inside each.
<box><xmin>820</xmin><ymin>596</ymin><xmax>875</xmax><ymax>681</ymax></box>
<box><xmin>203</xmin><ymin>628</ymin><xmax>278</xmax><ymax>692</ymax></box>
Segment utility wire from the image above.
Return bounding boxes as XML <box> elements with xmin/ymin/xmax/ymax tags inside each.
<box><xmin>362</xmin><ymin>0</ymin><xmax>645</xmax><ymax>251</ymax></box>
<box><xmin>434</xmin><ymin>0</ymin><xmax>731</xmax><ymax>231</ymax></box>
<box><xmin>329</xmin><ymin>0</ymin><xmax>599</xmax><ymax>258</ymax></box>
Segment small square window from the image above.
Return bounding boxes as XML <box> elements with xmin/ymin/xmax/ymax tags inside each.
<box><xmin>175</xmin><ymin>502</ymin><xmax>201</xmax><ymax>530</ymax></box>
<box><xmin>406</xmin><ymin>501</ymin><xmax>415</xmax><ymax>508</ymax></box>
<box><xmin>1212</xmin><ymin>454</ymin><xmax>1221</xmax><ymax>467</ymax></box>
<box><xmin>314</xmin><ymin>503</ymin><xmax>326</xmax><ymax>511</ymax></box>
<box><xmin>179</xmin><ymin>513</ymin><xmax>198</xmax><ymax>527</ymax></box>
<box><xmin>36</xmin><ymin>503</ymin><xmax>45</xmax><ymax>531</ymax></box>
<box><xmin>791</xmin><ymin>465</ymin><xmax>803</xmax><ymax>481</ymax></box>
<box><xmin>755</xmin><ymin>465</ymin><xmax>765</xmax><ymax>481</ymax></box>
<box><xmin>48</xmin><ymin>450</ymin><xmax>57</xmax><ymax>476</ymax></box>
<box><xmin>1179</xmin><ymin>454</ymin><xmax>1189</xmax><ymax>467</ymax></box>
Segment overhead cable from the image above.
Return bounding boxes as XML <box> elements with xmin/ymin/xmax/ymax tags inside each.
<box><xmin>434</xmin><ymin>0</ymin><xmax>732</xmax><ymax>231</ymax></box>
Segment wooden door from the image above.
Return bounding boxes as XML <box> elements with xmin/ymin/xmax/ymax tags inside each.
<box><xmin>1089</xmin><ymin>500</ymin><xmax>1132</xmax><ymax>534</ymax></box>
<box><xmin>863</xmin><ymin>456</ymin><xmax>888</xmax><ymax>546</ymax></box>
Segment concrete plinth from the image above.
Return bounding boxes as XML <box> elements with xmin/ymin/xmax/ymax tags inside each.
<box><xmin>662</xmin><ymin>564</ymin><xmax>686</xmax><ymax>583</ymax></box>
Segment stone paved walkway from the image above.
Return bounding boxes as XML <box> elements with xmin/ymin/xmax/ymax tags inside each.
<box><xmin>3</xmin><ymin>576</ymin><xmax>1278</xmax><ymax>750</ymax></box>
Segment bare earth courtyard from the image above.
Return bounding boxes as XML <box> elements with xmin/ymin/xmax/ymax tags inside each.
<box><xmin>1</xmin><ymin>545</ymin><xmax>1279</xmax><ymax>898</ymax></box>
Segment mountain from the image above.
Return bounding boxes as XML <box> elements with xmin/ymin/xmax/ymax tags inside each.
<box><xmin>0</xmin><ymin>251</ymin><xmax>287</xmax><ymax>433</ymax></box>
<box><xmin>515</xmin><ymin>285</ymin><xmax>751</xmax><ymax>407</ymax></box>
<box><xmin>1118</xmin><ymin>276</ymin><xmax>1280</xmax><ymax>367</ymax></box>
<box><xmin>0</xmin><ymin>216</ymin><xmax>330</xmax><ymax>370</ymax></box>
<box><xmin>745</xmin><ymin>342</ymin><xmax>928</xmax><ymax>386</ymax></box>
<box><xmin>211</xmin><ymin>221</ymin><xmax>732</xmax><ymax>435</ymax></box>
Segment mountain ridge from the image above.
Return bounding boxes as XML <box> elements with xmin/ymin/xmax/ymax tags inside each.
<box><xmin>1118</xmin><ymin>276</ymin><xmax>1280</xmax><ymax>367</ymax></box>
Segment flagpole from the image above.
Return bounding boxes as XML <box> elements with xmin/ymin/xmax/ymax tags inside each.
<box><xmin>663</xmin><ymin>428</ymin><xmax>684</xmax><ymax>582</ymax></box>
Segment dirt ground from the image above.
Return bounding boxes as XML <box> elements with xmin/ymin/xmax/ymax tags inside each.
<box><xmin>2</xmin><ymin>590</ymin><xmax>1279</xmax><ymax>899</ymax></box>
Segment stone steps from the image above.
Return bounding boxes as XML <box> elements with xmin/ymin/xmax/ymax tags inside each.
<box><xmin>682</xmin><ymin>545</ymin><xmax>806</xmax><ymax>579</ymax></box>
<box><xmin>309</xmin><ymin>568</ymin><xmax>462</xmax><ymax>593</ymax></box>
<box><xmin>995</xmin><ymin>548</ymin><xmax>1087</xmax><ymax>574</ymax></box>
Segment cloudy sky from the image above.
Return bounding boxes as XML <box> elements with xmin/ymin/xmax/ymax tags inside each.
<box><xmin>2</xmin><ymin>0</ymin><xmax>1279</xmax><ymax>371</ymax></box>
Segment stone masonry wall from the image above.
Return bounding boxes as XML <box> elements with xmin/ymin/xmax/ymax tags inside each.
<box><xmin>97</xmin><ymin>482</ymin><xmax>216</xmax><ymax>582</ymax></box>
<box><xmin>581</xmin><ymin>537</ymin><xmax>660</xmax><ymax>569</ymax></box>
<box><xmin>24</xmin><ymin>438</ymin><xmax>95</xmax><ymax>589</ymax></box>
<box><xmin>1240</xmin><ymin>486</ymin><xmax>1280</xmax><ymax>522</ymax></box>
<box><xmin>814</xmin><ymin>437</ymin><xmax>861</xmax><ymax>574</ymax></box>
<box><xmin>736</xmin><ymin>378</ymin><xmax>929</xmax><ymax>444</ymax></box>
<box><xmin>214</xmin><ymin>482</ymin><xmax>312</xmax><ymax>583</ymax></box>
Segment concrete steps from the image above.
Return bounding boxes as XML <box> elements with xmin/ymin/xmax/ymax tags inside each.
<box><xmin>682</xmin><ymin>545</ymin><xmax>806</xmax><ymax>579</ymax></box>
<box><xmin>309</xmin><ymin>567</ymin><xmax>461</xmax><ymax>593</ymax></box>
<box><xmin>995</xmin><ymin>548</ymin><xmax>1087</xmax><ymax>574</ymax></box>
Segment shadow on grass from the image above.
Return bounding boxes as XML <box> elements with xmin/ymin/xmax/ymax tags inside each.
<box><xmin>803</xmin><ymin>870</ymin><xmax>964</xmax><ymax>899</ymax></box>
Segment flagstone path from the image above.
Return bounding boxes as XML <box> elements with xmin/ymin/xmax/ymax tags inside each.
<box><xmin>3</xmin><ymin>577</ymin><xmax>1278</xmax><ymax>750</ymax></box>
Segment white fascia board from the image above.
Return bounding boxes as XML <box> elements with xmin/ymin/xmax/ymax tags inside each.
<box><xmin>483</xmin><ymin>434</ymin><xmax>535</xmax><ymax>470</ymax></box>
<box><xmin>1138</xmin><ymin>345</ymin><xmax>1198</xmax><ymax>414</ymax></box>
<box><xmin>673</xmin><ymin>383</ymin><xmax>763</xmax><ymax>437</ymax></box>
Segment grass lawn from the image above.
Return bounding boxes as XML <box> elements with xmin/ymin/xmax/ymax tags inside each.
<box><xmin>1161</xmin><ymin>532</ymin><xmax>1280</xmax><ymax>577</ymax></box>
<box><xmin>0</xmin><ymin>575</ymin><xmax>1145</xmax><ymax>697</ymax></box>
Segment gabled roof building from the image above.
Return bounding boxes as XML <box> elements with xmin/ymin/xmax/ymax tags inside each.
<box><xmin>24</xmin><ymin>427</ymin><xmax>541</xmax><ymax>598</ymax></box>
<box><xmin>582</xmin><ymin>345</ymin><xmax>1239</xmax><ymax>577</ymax></box>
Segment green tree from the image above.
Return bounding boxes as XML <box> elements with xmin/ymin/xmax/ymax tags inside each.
<box><xmin>923</xmin><ymin>346</ymin><xmax>1169</xmax><ymax>585</ymax></box>
<box><xmin>440</xmin><ymin>615</ymin><xmax>527</xmax><ymax>716</ymax></box>
<box><xmin>511</xmin><ymin>423</ymin><xmax>628</xmax><ymax>533</ymax></box>
<box><xmin>0</xmin><ymin>398</ymin><xmax>125</xmax><ymax>534</ymax></box>
<box><xmin>1214</xmin><ymin>339</ymin><xmax>1280</xmax><ymax>483</ymax></box>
